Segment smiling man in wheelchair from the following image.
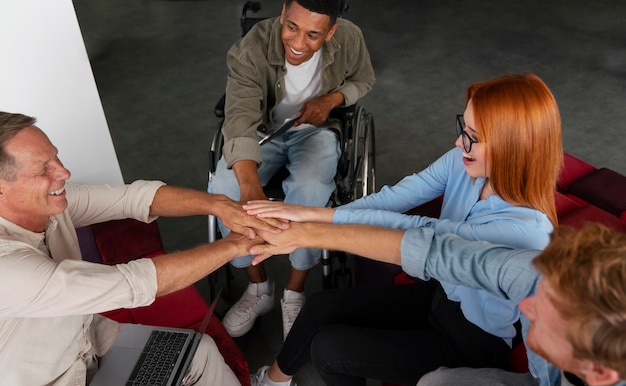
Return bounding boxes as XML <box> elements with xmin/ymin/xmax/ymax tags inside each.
<box><xmin>208</xmin><ymin>0</ymin><xmax>375</xmax><ymax>341</ymax></box>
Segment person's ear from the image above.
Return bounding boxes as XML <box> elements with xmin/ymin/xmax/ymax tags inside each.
<box><xmin>578</xmin><ymin>360</ymin><xmax>620</xmax><ymax>386</ymax></box>
<box><xmin>280</xmin><ymin>3</ymin><xmax>286</xmax><ymax>24</ymax></box>
<box><xmin>325</xmin><ymin>22</ymin><xmax>338</xmax><ymax>42</ymax></box>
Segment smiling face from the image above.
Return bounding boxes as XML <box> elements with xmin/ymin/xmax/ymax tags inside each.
<box><xmin>519</xmin><ymin>280</ymin><xmax>580</xmax><ymax>372</ymax></box>
<box><xmin>518</xmin><ymin>279</ymin><xmax>620</xmax><ymax>385</ymax></box>
<box><xmin>0</xmin><ymin>126</ymin><xmax>71</xmax><ymax>232</ymax></box>
<box><xmin>279</xmin><ymin>1</ymin><xmax>337</xmax><ymax>66</ymax></box>
<box><xmin>455</xmin><ymin>100</ymin><xmax>490</xmax><ymax>179</ymax></box>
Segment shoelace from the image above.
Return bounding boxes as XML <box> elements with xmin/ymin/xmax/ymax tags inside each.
<box><xmin>250</xmin><ymin>366</ymin><xmax>269</xmax><ymax>386</ymax></box>
<box><xmin>234</xmin><ymin>292</ymin><xmax>267</xmax><ymax>321</ymax></box>
<box><xmin>282</xmin><ymin>299</ymin><xmax>304</xmax><ymax>325</ymax></box>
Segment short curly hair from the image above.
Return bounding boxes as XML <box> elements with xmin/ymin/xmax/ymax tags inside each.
<box><xmin>285</xmin><ymin>0</ymin><xmax>341</xmax><ymax>25</ymax></box>
<box><xmin>534</xmin><ymin>224</ymin><xmax>626</xmax><ymax>378</ymax></box>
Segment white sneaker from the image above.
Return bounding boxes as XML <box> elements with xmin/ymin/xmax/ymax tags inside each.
<box><xmin>250</xmin><ymin>365</ymin><xmax>297</xmax><ymax>386</ymax></box>
<box><xmin>281</xmin><ymin>289</ymin><xmax>305</xmax><ymax>341</ymax></box>
<box><xmin>223</xmin><ymin>281</ymin><xmax>274</xmax><ymax>337</ymax></box>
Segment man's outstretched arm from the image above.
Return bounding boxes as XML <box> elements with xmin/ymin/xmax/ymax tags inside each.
<box><xmin>152</xmin><ymin>232</ymin><xmax>264</xmax><ymax>296</ymax></box>
<box><xmin>149</xmin><ymin>185</ymin><xmax>287</xmax><ymax>237</ymax></box>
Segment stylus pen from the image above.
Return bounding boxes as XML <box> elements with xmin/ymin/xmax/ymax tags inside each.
<box><xmin>258</xmin><ymin>118</ymin><xmax>297</xmax><ymax>145</ymax></box>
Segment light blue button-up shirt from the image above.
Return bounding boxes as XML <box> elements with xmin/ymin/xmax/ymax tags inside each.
<box><xmin>401</xmin><ymin>227</ymin><xmax>557</xmax><ymax>385</ymax></box>
<box><xmin>334</xmin><ymin>148</ymin><xmax>553</xmax><ymax>343</ymax></box>
<box><xmin>333</xmin><ymin>147</ymin><xmax>555</xmax><ymax>383</ymax></box>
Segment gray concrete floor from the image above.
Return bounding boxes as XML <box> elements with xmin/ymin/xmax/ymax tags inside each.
<box><xmin>73</xmin><ymin>1</ymin><xmax>626</xmax><ymax>385</ymax></box>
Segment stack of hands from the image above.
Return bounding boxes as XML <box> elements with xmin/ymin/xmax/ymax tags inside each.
<box><xmin>222</xmin><ymin>199</ymin><xmax>332</xmax><ymax>264</ymax></box>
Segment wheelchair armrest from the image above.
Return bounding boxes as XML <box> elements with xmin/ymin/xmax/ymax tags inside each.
<box><xmin>208</xmin><ymin>129</ymin><xmax>223</xmax><ymax>174</ymax></box>
<box><xmin>329</xmin><ymin>104</ymin><xmax>356</xmax><ymax>120</ymax></box>
<box><xmin>214</xmin><ymin>94</ymin><xmax>226</xmax><ymax>118</ymax></box>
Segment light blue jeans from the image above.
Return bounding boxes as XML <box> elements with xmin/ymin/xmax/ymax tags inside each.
<box><xmin>208</xmin><ymin>126</ymin><xmax>340</xmax><ymax>270</ymax></box>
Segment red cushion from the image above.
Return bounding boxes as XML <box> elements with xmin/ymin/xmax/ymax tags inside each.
<box><xmin>90</xmin><ymin>219</ymin><xmax>164</xmax><ymax>265</ymax></box>
<box><xmin>568</xmin><ymin>168</ymin><xmax>626</xmax><ymax>218</ymax></box>
<box><xmin>555</xmin><ymin>192</ymin><xmax>585</xmax><ymax>218</ymax></box>
<box><xmin>393</xmin><ymin>272</ymin><xmax>418</xmax><ymax>285</ymax></box>
<box><xmin>558</xmin><ymin>153</ymin><xmax>597</xmax><ymax>191</ymax></box>
<box><xmin>130</xmin><ymin>286</ymin><xmax>210</xmax><ymax>328</ymax></box>
<box><xmin>100</xmin><ymin>309</ymin><xmax>135</xmax><ymax>323</ymax></box>
<box><xmin>559</xmin><ymin>205</ymin><xmax>626</xmax><ymax>233</ymax></box>
<box><xmin>508</xmin><ymin>342</ymin><xmax>529</xmax><ymax>373</ymax></box>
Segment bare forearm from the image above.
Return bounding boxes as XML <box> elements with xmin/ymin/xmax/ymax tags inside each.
<box><xmin>149</xmin><ymin>185</ymin><xmax>229</xmax><ymax>217</ymax></box>
<box><xmin>233</xmin><ymin>160</ymin><xmax>265</xmax><ymax>201</ymax></box>
<box><xmin>306</xmin><ymin>207</ymin><xmax>335</xmax><ymax>223</ymax></box>
<box><xmin>297</xmin><ymin>91</ymin><xmax>346</xmax><ymax>125</ymax></box>
<box><xmin>323</xmin><ymin>91</ymin><xmax>345</xmax><ymax>110</ymax></box>
<box><xmin>149</xmin><ymin>184</ymin><xmax>286</xmax><ymax>237</ymax></box>
<box><xmin>151</xmin><ymin>237</ymin><xmax>248</xmax><ymax>296</ymax></box>
<box><xmin>300</xmin><ymin>223</ymin><xmax>402</xmax><ymax>264</ymax></box>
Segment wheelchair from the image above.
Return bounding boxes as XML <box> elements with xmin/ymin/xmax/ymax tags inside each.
<box><xmin>207</xmin><ymin>1</ymin><xmax>376</xmax><ymax>298</ymax></box>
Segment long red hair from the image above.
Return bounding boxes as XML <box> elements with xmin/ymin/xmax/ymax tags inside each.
<box><xmin>467</xmin><ymin>74</ymin><xmax>563</xmax><ymax>226</ymax></box>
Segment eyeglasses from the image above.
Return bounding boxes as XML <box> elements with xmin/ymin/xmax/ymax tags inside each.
<box><xmin>456</xmin><ymin>114</ymin><xmax>479</xmax><ymax>153</ymax></box>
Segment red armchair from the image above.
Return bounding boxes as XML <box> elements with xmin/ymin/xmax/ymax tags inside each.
<box><xmin>556</xmin><ymin>153</ymin><xmax>626</xmax><ymax>228</ymax></box>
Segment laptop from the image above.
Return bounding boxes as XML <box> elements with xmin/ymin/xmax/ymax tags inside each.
<box><xmin>90</xmin><ymin>289</ymin><xmax>221</xmax><ymax>386</ymax></box>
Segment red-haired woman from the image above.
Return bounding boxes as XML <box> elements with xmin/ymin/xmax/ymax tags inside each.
<box><xmin>246</xmin><ymin>73</ymin><xmax>563</xmax><ymax>386</ymax></box>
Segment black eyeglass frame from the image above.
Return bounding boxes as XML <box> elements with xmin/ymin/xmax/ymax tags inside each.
<box><xmin>456</xmin><ymin>114</ymin><xmax>479</xmax><ymax>154</ymax></box>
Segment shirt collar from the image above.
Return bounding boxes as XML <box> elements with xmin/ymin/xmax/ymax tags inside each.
<box><xmin>0</xmin><ymin>215</ymin><xmax>57</xmax><ymax>248</ymax></box>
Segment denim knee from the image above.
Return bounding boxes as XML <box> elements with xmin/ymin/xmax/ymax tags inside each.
<box><xmin>230</xmin><ymin>255</ymin><xmax>253</xmax><ymax>268</ymax></box>
<box><xmin>289</xmin><ymin>247</ymin><xmax>321</xmax><ymax>270</ymax></box>
<box><xmin>207</xmin><ymin>158</ymin><xmax>240</xmax><ymax>200</ymax></box>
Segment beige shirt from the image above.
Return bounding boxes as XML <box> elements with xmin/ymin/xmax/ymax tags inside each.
<box><xmin>0</xmin><ymin>180</ymin><xmax>165</xmax><ymax>385</ymax></box>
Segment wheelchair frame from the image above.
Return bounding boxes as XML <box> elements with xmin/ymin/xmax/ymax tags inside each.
<box><xmin>207</xmin><ymin>1</ymin><xmax>375</xmax><ymax>297</ymax></box>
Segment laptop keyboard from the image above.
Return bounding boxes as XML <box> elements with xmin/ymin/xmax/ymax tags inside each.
<box><xmin>126</xmin><ymin>330</ymin><xmax>189</xmax><ymax>386</ymax></box>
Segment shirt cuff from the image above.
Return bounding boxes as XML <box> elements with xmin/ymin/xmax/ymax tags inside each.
<box><xmin>400</xmin><ymin>227</ymin><xmax>435</xmax><ymax>280</ymax></box>
<box><xmin>223</xmin><ymin>137</ymin><xmax>263</xmax><ymax>169</ymax></box>
<box><xmin>116</xmin><ymin>258</ymin><xmax>158</xmax><ymax>307</ymax></box>
<box><xmin>332</xmin><ymin>208</ymin><xmax>351</xmax><ymax>224</ymax></box>
<box><xmin>127</xmin><ymin>180</ymin><xmax>167</xmax><ymax>222</ymax></box>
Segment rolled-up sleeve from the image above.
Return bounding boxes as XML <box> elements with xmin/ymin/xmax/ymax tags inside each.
<box><xmin>67</xmin><ymin>180</ymin><xmax>165</xmax><ymax>228</ymax></box>
<box><xmin>400</xmin><ymin>228</ymin><xmax>541</xmax><ymax>303</ymax></box>
<box><xmin>0</xmin><ymin>249</ymin><xmax>157</xmax><ymax>319</ymax></box>
<box><xmin>400</xmin><ymin>227</ymin><xmax>435</xmax><ymax>279</ymax></box>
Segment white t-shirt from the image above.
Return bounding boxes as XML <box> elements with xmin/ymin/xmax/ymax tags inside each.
<box><xmin>271</xmin><ymin>48</ymin><xmax>322</xmax><ymax>131</ymax></box>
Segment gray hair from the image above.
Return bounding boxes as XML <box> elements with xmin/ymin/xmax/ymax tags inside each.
<box><xmin>0</xmin><ymin>112</ymin><xmax>37</xmax><ymax>181</ymax></box>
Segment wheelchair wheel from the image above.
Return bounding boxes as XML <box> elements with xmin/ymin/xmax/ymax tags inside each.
<box><xmin>349</xmin><ymin>105</ymin><xmax>376</xmax><ymax>201</ymax></box>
